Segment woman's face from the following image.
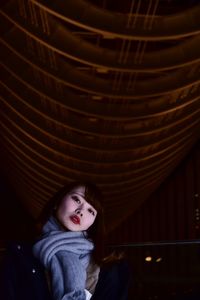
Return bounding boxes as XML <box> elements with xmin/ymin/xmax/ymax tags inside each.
<box><xmin>56</xmin><ymin>186</ymin><xmax>97</xmax><ymax>231</ymax></box>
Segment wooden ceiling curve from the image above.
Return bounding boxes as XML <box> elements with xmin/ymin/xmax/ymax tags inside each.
<box><xmin>0</xmin><ymin>0</ymin><xmax>200</xmax><ymax>230</ymax></box>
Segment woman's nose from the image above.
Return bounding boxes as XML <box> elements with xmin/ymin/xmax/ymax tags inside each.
<box><xmin>75</xmin><ymin>208</ymin><xmax>83</xmax><ymax>217</ymax></box>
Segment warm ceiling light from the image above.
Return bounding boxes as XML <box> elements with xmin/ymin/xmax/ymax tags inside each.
<box><xmin>145</xmin><ymin>256</ymin><xmax>152</xmax><ymax>262</ymax></box>
<box><xmin>156</xmin><ymin>257</ymin><xmax>162</xmax><ymax>262</ymax></box>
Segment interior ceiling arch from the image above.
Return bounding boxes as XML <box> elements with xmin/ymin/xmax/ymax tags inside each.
<box><xmin>0</xmin><ymin>0</ymin><xmax>200</xmax><ymax>231</ymax></box>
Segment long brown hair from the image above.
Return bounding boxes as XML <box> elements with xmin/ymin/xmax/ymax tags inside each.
<box><xmin>36</xmin><ymin>181</ymin><xmax>106</xmax><ymax>264</ymax></box>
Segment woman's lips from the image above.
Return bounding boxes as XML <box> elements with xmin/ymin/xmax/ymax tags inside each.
<box><xmin>70</xmin><ymin>215</ymin><xmax>80</xmax><ymax>225</ymax></box>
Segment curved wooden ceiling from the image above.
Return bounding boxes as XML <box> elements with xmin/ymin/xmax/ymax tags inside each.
<box><xmin>0</xmin><ymin>0</ymin><xmax>200</xmax><ymax>231</ymax></box>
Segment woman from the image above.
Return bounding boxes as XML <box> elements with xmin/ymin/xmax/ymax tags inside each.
<box><xmin>0</xmin><ymin>182</ymin><xmax>130</xmax><ymax>300</ymax></box>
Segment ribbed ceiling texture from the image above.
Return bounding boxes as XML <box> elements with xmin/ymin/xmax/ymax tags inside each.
<box><xmin>0</xmin><ymin>0</ymin><xmax>200</xmax><ymax>231</ymax></box>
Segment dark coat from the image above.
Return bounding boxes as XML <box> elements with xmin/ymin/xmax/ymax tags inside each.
<box><xmin>0</xmin><ymin>241</ymin><xmax>52</xmax><ymax>300</ymax></box>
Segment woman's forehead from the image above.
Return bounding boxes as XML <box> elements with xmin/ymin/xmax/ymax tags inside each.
<box><xmin>69</xmin><ymin>186</ymin><xmax>86</xmax><ymax>197</ymax></box>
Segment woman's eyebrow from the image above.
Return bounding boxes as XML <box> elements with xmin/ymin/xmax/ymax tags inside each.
<box><xmin>72</xmin><ymin>192</ymin><xmax>85</xmax><ymax>197</ymax></box>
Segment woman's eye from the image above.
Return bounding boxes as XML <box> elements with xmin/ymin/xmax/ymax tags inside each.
<box><xmin>72</xmin><ymin>195</ymin><xmax>81</xmax><ymax>203</ymax></box>
<box><xmin>88</xmin><ymin>208</ymin><xmax>95</xmax><ymax>216</ymax></box>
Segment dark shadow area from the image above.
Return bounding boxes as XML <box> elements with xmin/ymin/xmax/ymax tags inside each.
<box><xmin>110</xmin><ymin>242</ymin><xmax>200</xmax><ymax>300</ymax></box>
<box><xmin>0</xmin><ymin>176</ymin><xmax>36</xmax><ymax>244</ymax></box>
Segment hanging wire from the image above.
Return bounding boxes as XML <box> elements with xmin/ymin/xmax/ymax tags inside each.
<box><xmin>122</xmin><ymin>40</ymin><xmax>132</xmax><ymax>64</ymax></box>
<box><xmin>127</xmin><ymin>0</ymin><xmax>136</xmax><ymax>28</ymax></box>
<box><xmin>143</xmin><ymin>0</ymin><xmax>153</xmax><ymax>30</ymax></box>
<box><xmin>18</xmin><ymin>0</ymin><xmax>27</xmax><ymax>18</ymax></box>
<box><xmin>149</xmin><ymin>0</ymin><xmax>160</xmax><ymax>30</ymax></box>
<box><xmin>130</xmin><ymin>0</ymin><xmax>142</xmax><ymax>29</ymax></box>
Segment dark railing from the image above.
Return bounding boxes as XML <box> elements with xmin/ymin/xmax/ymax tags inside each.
<box><xmin>109</xmin><ymin>240</ymin><xmax>200</xmax><ymax>299</ymax></box>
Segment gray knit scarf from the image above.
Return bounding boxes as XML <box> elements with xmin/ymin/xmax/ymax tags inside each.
<box><xmin>33</xmin><ymin>216</ymin><xmax>94</xmax><ymax>300</ymax></box>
